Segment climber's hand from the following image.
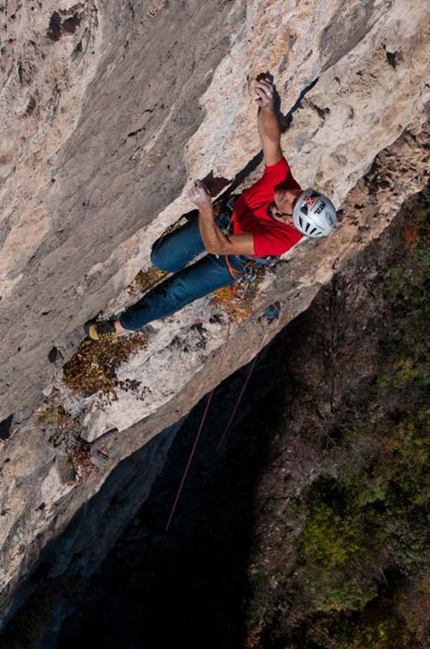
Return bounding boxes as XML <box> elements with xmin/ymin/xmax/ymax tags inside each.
<box><xmin>188</xmin><ymin>180</ymin><xmax>213</xmax><ymax>212</ymax></box>
<box><xmin>255</xmin><ymin>76</ymin><xmax>275</xmax><ymax>108</ymax></box>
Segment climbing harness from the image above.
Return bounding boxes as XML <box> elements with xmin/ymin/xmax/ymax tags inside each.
<box><xmin>224</xmin><ymin>255</ymin><xmax>244</xmax><ymax>282</ymax></box>
<box><xmin>213</xmin><ymin>193</ymin><xmax>238</xmax><ymax>234</ymax></box>
<box><xmin>164</xmin><ymin>196</ymin><xmax>287</xmax><ymax>531</ymax></box>
<box><xmin>214</xmin><ymin>193</ymin><xmax>281</xmax><ymax>283</ymax></box>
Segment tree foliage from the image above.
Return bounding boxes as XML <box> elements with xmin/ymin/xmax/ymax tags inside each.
<box><xmin>246</xmin><ymin>185</ymin><xmax>430</xmax><ymax>648</ymax></box>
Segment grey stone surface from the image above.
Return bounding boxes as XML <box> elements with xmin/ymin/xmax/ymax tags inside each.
<box><xmin>1</xmin><ymin>0</ymin><xmax>430</xmax><ymax>628</ymax></box>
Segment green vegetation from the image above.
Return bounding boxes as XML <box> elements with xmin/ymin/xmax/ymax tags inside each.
<box><xmin>63</xmin><ymin>332</ymin><xmax>147</xmax><ymax>398</ymax></box>
<box><xmin>380</xmin><ymin>188</ymin><xmax>430</xmax><ymax>389</ymax></box>
<box><xmin>246</xmin><ymin>185</ymin><xmax>430</xmax><ymax>648</ymax></box>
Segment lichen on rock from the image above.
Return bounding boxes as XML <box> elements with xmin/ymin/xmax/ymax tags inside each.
<box><xmin>1</xmin><ymin>0</ymin><xmax>430</xmax><ymax>637</ymax></box>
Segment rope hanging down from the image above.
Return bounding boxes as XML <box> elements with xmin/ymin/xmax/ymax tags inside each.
<box><xmin>165</xmin><ymin>321</ymin><xmax>231</xmax><ymax>532</ymax></box>
<box><xmin>215</xmin><ymin>304</ymin><xmax>279</xmax><ymax>452</ymax></box>
<box><xmin>165</xmin><ymin>352</ymin><xmax>258</xmax><ymax>532</ymax></box>
<box><xmin>165</xmin><ymin>387</ymin><xmax>215</xmax><ymax>532</ymax></box>
<box><xmin>165</xmin><ymin>303</ymin><xmax>279</xmax><ymax>532</ymax></box>
<box><xmin>215</xmin><ymin>354</ymin><xmax>259</xmax><ymax>453</ymax></box>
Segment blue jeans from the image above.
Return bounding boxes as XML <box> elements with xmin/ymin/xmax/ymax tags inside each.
<box><xmin>119</xmin><ymin>214</ymin><xmax>246</xmax><ymax>331</ymax></box>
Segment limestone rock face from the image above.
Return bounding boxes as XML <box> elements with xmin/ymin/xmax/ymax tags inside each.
<box><xmin>1</xmin><ymin>0</ymin><xmax>430</xmax><ymax>627</ymax></box>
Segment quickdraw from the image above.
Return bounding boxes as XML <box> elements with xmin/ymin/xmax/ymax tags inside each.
<box><xmin>214</xmin><ymin>194</ymin><xmax>238</xmax><ymax>235</ymax></box>
<box><xmin>243</xmin><ymin>260</ymin><xmax>257</xmax><ymax>283</ymax></box>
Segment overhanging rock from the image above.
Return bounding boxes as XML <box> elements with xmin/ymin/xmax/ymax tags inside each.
<box><xmin>1</xmin><ymin>0</ymin><xmax>430</xmax><ymax>628</ymax></box>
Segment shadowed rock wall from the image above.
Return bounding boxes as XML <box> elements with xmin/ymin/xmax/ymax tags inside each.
<box><xmin>1</xmin><ymin>0</ymin><xmax>430</xmax><ymax>630</ymax></box>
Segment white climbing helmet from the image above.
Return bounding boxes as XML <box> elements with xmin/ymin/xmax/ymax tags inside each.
<box><xmin>293</xmin><ymin>188</ymin><xmax>337</xmax><ymax>238</ymax></box>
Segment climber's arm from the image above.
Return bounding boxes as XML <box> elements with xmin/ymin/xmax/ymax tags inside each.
<box><xmin>188</xmin><ymin>181</ymin><xmax>256</xmax><ymax>256</ymax></box>
<box><xmin>256</xmin><ymin>76</ymin><xmax>283</xmax><ymax>166</ymax></box>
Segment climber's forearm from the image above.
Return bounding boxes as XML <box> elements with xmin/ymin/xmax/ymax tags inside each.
<box><xmin>198</xmin><ymin>208</ymin><xmax>255</xmax><ymax>256</ymax></box>
<box><xmin>198</xmin><ymin>206</ymin><xmax>232</xmax><ymax>255</ymax></box>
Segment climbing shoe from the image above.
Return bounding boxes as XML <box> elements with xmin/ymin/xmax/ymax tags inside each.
<box><xmin>85</xmin><ymin>319</ymin><xmax>117</xmax><ymax>341</ymax></box>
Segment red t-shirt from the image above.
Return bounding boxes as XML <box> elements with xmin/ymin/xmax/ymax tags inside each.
<box><xmin>231</xmin><ymin>157</ymin><xmax>303</xmax><ymax>257</ymax></box>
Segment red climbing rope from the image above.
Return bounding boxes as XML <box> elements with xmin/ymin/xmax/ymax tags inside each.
<box><xmin>215</xmin><ymin>311</ymin><xmax>277</xmax><ymax>452</ymax></box>
<box><xmin>165</xmin><ymin>321</ymin><xmax>231</xmax><ymax>532</ymax></box>
<box><xmin>165</xmin><ymin>386</ymin><xmax>215</xmax><ymax>532</ymax></box>
<box><xmin>215</xmin><ymin>353</ymin><xmax>258</xmax><ymax>453</ymax></box>
<box><xmin>165</xmin><ymin>302</ymin><xmax>278</xmax><ymax>532</ymax></box>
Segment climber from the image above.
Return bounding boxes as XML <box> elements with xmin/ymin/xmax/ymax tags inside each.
<box><xmin>85</xmin><ymin>74</ymin><xmax>337</xmax><ymax>341</ymax></box>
